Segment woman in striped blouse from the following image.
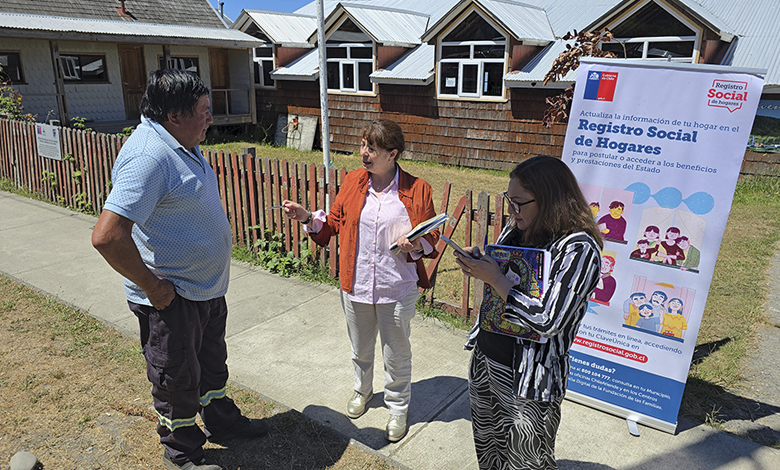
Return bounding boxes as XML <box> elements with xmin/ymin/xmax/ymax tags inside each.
<box><xmin>454</xmin><ymin>156</ymin><xmax>603</xmax><ymax>470</ymax></box>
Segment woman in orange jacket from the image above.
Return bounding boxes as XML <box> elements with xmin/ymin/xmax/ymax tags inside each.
<box><xmin>282</xmin><ymin>119</ymin><xmax>439</xmax><ymax>442</ymax></box>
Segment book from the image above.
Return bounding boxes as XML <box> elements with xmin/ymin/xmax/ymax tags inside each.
<box><xmin>479</xmin><ymin>244</ymin><xmax>551</xmax><ymax>342</ymax></box>
<box><xmin>389</xmin><ymin>213</ymin><xmax>448</xmax><ymax>255</ymax></box>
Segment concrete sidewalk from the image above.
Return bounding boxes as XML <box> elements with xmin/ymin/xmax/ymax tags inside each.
<box><xmin>1</xmin><ymin>190</ymin><xmax>778</xmax><ymax>470</ymax></box>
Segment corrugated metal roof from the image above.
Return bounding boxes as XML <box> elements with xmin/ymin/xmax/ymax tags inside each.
<box><xmin>423</xmin><ymin>0</ymin><xmax>554</xmax><ymax>44</ymax></box>
<box><xmin>0</xmin><ymin>11</ymin><xmax>263</xmax><ymax>46</ymax></box>
<box><xmin>371</xmin><ymin>43</ymin><xmax>434</xmax><ymax>83</ymax></box>
<box><xmin>283</xmin><ymin>0</ymin><xmax>779</xmax><ymax>88</ymax></box>
<box><xmin>241</xmin><ymin>10</ymin><xmax>316</xmax><ymax>47</ymax></box>
<box><xmin>296</xmin><ymin>0</ymin><xmax>458</xmax><ymax>26</ymax></box>
<box><xmin>477</xmin><ymin>0</ymin><xmax>553</xmax><ymax>44</ymax></box>
<box><xmin>340</xmin><ymin>3</ymin><xmax>429</xmax><ymax>47</ymax></box>
<box><xmin>692</xmin><ymin>0</ymin><xmax>780</xmax><ymax>86</ymax></box>
<box><xmin>270</xmin><ymin>48</ymin><xmax>320</xmax><ymax>80</ymax></box>
<box><xmin>0</xmin><ymin>0</ymin><xmax>228</xmax><ymax>29</ymax></box>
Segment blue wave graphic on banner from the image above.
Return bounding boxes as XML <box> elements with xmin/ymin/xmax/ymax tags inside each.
<box><xmin>624</xmin><ymin>182</ymin><xmax>714</xmax><ymax>214</ymax></box>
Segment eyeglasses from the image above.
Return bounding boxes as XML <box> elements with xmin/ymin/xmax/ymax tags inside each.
<box><xmin>501</xmin><ymin>192</ymin><xmax>535</xmax><ymax>213</ymax></box>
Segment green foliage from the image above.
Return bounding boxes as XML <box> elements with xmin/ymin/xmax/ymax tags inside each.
<box><xmin>70</xmin><ymin>116</ymin><xmax>92</xmax><ymax>132</ymax></box>
<box><xmin>41</xmin><ymin>170</ymin><xmax>57</xmax><ymax>187</ymax></box>
<box><xmin>117</xmin><ymin>126</ymin><xmax>136</xmax><ymax>137</ymax></box>
<box><xmin>0</xmin><ymin>67</ymin><xmax>36</xmax><ymax>122</ymax></box>
<box><xmin>232</xmin><ymin>228</ymin><xmax>337</xmax><ymax>285</ymax></box>
<box><xmin>73</xmin><ymin>192</ymin><xmax>94</xmax><ymax>214</ymax></box>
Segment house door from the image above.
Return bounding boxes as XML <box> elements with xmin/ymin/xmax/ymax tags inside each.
<box><xmin>209</xmin><ymin>49</ymin><xmax>230</xmax><ymax>116</ymax></box>
<box><xmin>118</xmin><ymin>45</ymin><xmax>146</xmax><ymax>120</ymax></box>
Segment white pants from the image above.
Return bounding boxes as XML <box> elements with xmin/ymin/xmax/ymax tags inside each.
<box><xmin>340</xmin><ymin>288</ymin><xmax>418</xmax><ymax>416</ymax></box>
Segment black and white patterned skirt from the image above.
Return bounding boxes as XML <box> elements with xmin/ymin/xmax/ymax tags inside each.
<box><xmin>468</xmin><ymin>345</ymin><xmax>563</xmax><ymax>470</ymax></box>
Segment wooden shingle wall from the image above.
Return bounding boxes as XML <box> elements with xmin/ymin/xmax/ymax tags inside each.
<box><xmin>257</xmin><ymin>82</ymin><xmax>568</xmax><ymax>170</ymax></box>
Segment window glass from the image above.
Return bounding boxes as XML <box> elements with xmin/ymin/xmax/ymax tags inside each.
<box><xmin>440</xmin><ymin>62</ymin><xmax>459</xmax><ymax>94</ymax></box>
<box><xmin>254</xmin><ymin>47</ymin><xmax>273</xmax><ymax>58</ymax></box>
<box><xmin>611</xmin><ymin>1</ymin><xmax>695</xmax><ymax>37</ymax></box>
<box><xmin>358</xmin><ymin>62</ymin><xmax>372</xmax><ymax>91</ymax></box>
<box><xmin>327</xmin><ymin>18</ymin><xmax>371</xmax><ymax>43</ymax></box>
<box><xmin>350</xmin><ymin>47</ymin><xmax>372</xmax><ymax>59</ymax></box>
<box><xmin>474</xmin><ymin>44</ymin><xmax>504</xmax><ymax>59</ymax></box>
<box><xmin>462</xmin><ymin>64</ymin><xmax>478</xmax><ymax>94</ymax></box>
<box><xmin>158</xmin><ymin>57</ymin><xmax>200</xmax><ymax>75</ymax></box>
<box><xmin>327</xmin><ymin>61</ymin><xmax>340</xmax><ymax>90</ymax></box>
<box><xmin>261</xmin><ymin>59</ymin><xmax>273</xmax><ymax>86</ymax></box>
<box><xmin>342</xmin><ymin>62</ymin><xmax>355</xmax><ymax>90</ymax></box>
<box><xmin>444</xmin><ymin>11</ymin><xmax>502</xmax><ymax>42</ymax></box>
<box><xmin>327</xmin><ymin>47</ymin><xmax>348</xmax><ymax>59</ymax></box>
<box><xmin>483</xmin><ymin>63</ymin><xmax>503</xmax><ymax>96</ymax></box>
<box><xmin>647</xmin><ymin>41</ymin><xmax>695</xmax><ymax>59</ymax></box>
<box><xmin>602</xmin><ymin>42</ymin><xmax>643</xmax><ymax>59</ymax></box>
<box><xmin>61</xmin><ymin>54</ymin><xmax>107</xmax><ymax>83</ymax></box>
<box><xmin>442</xmin><ymin>45</ymin><xmax>470</xmax><ymax>60</ymax></box>
<box><xmin>0</xmin><ymin>52</ymin><xmax>23</xmax><ymax>83</ymax></box>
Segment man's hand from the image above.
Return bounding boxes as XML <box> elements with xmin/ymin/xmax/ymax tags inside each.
<box><xmin>147</xmin><ymin>278</ymin><xmax>176</xmax><ymax>311</ymax></box>
<box><xmin>92</xmin><ymin>210</ymin><xmax>177</xmax><ymax>308</ymax></box>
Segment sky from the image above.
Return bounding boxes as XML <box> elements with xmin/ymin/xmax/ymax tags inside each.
<box><xmin>211</xmin><ymin>0</ymin><xmax>313</xmax><ymax>22</ymax></box>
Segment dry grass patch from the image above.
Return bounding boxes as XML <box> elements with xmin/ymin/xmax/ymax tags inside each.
<box><xmin>0</xmin><ymin>276</ymin><xmax>400</xmax><ymax>469</ymax></box>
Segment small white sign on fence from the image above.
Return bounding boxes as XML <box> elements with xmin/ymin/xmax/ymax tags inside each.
<box><xmin>35</xmin><ymin>123</ymin><xmax>62</xmax><ymax>160</ymax></box>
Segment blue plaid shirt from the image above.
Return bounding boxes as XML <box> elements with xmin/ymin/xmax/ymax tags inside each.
<box><xmin>104</xmin><ymin>116</ymin><xmax>231</xmax><ymax>305</ymax></box>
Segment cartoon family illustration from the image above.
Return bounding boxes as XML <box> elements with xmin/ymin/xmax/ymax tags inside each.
<box><xmin>622</xmin><ymin>278</ymin><xmax>695</xmax><ymax>342</ymax></box>
<box><xmin>630</xmin><ymin>224</ymin><xmax>701</xmax><ymax>271</ymax></box>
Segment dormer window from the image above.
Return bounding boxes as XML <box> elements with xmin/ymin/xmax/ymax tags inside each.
<box><xmin>437</xmin><ymin>11</ymin><xmax>506</xmax><ymax>99</ymax></box>
<box><xmin>326</xmin><ymin>18</ymin><xmax>374</xmax><ymax>93</ymax></box>
<box><xmin>254</xmin><ymin>45</ymin><xmax>275</xmax><ymax>88</ymax></box>
<box><xmin>601</xmin><ymin>1</ymin><xmax>698</xmax><ymax>63</ymax></box>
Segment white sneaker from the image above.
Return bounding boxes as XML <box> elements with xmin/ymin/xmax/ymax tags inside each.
<box><xmin>346</xmin><ymin>390</ymin><xmax>373</xmax><ymax>418</ymax></box>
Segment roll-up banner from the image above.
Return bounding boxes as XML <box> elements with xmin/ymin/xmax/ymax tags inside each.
<box><xmin>562</xmin><ymin>58</ymin><xmax>765</xmax><ymax>433</ymax></box>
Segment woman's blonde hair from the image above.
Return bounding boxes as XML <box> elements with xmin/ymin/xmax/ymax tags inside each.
<box><xmin>510</xmin><ymin>156</ymin><xmax>603</xmax><ymax>249</ymax></box>
<box><xmin>361</xmin><ymin>119</ymin><xmax>405</xmax><ymax>161</ymax></box>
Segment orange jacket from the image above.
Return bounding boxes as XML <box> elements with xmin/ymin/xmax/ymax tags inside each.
<box><xmin>310</xmin><ymin>166</ymin><xmax>440</xmax><ymax>293</ymax></box>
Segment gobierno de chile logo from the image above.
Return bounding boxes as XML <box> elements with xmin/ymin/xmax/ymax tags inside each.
<box><xmin>707</xmin><ymin>80</ymin><xmax>748</xmax><ymax>113</ymax></box>
<box><xmin>583</xmin><ymin>71</ymin><xmax>619</xmax><ymax>102</ymax></box>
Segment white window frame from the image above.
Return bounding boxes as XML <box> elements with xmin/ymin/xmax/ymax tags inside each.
<box><xmin>605</xmin><ymin>35</ymin><xmax>697</xmax><ymax>63</ymax></box>
<box><xmin>326</xmin><ymin>43</ymin><xmax>374</xmax><ymax>94</ymax></box>
<box><xmin>604</xmin><ymin>0</ymin><xmax>701</xmax><ymax>63</ymax></box>
<box><xmin>253</xmin><ymin>45</ymin><xmax>275</xmax><ymax>89</ymax></box>
<box><xmin>60</xmin><ymin>56</ymin><xmax>81</xmax><ymax>80</ymax></box>
<box><xmin>438</xmin><ymin>40</ymin><xmax>506</xmax><ymax>99</ymax></box>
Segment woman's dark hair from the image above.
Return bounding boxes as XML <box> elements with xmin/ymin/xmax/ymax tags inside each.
<box><xmin>361</xmin><ymin>119</ymin><xmax>405</xmax><ymax>161</ymax></box>
<box><xmin>139</xmin><ymin>69</ymin><xmax>210</xmax><ymax>122</ymax></box>
<box><xmin>509</xmin><ymin>155</ymin><xmax>603</xmax><ymax>248</ymax></box>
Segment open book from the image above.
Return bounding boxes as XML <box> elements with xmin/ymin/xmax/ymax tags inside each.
<box><xmin>389</xmin><ymin>213</ymin><xmax>448</xmax><ymax>255</ymax></box>
<box><xmin>479</xmin><ymin>244</ymin><xmax>551</xmax><ymax>342</ymax></box>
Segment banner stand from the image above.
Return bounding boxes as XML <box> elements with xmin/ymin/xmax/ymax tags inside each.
<box><xmin>563</xmin><ymin>58</ymin><xmax>765</xmax><ymax>435</ymax></box>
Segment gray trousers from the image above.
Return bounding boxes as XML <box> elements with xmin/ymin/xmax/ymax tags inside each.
<box><xmin>340</xmin><ymin>288</ymin><xmax>418</xmax><ymax>416</ymax></box>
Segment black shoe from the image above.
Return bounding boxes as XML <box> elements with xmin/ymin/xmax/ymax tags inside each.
<box><xmin>207</xmin><ymin>417</ymin><xmax>269</xmax><ymax>444</ymax></box>
<box><xmin>161</xmin><ymin>453</ymin><xmax>222</xmax><ymax>470</ymax></box>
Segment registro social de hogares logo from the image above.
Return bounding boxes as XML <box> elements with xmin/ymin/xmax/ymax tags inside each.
<box><xmin>583</xmin><ymin>71</ymin><xmax>618</xmax><ymax>101</ymax></box>
<box><xmin>707</xmin><ymin>80</ymin><xmax>749</xmax><ymax>113</ymax></box>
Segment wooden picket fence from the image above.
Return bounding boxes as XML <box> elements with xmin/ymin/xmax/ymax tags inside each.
<box><xmin>0</xmin><ymin>118</ymin><xmax>507</xmax><ymax>319</ymax></box>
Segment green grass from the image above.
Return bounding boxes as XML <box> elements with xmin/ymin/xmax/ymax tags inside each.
<box><xmin>680</xmin><ymin>175</ymin><xmax>780</xmax><ymax>424</ymax></box>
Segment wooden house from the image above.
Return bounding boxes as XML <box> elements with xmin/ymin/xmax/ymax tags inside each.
<box><xmin>0</xmin><ymin>0</ymin><xmax>263</xmax><ymax>132</ymax></box>
<box><xmin>235</xmin><ymin>0</ymin><xmax>780</xmax><ymax>170</ymax></box>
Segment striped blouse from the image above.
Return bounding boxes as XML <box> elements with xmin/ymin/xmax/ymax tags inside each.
<box><xmin>465</xmin><ymin>223</ymin><xmax>601</xmax><ymax>402</ymax></box>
